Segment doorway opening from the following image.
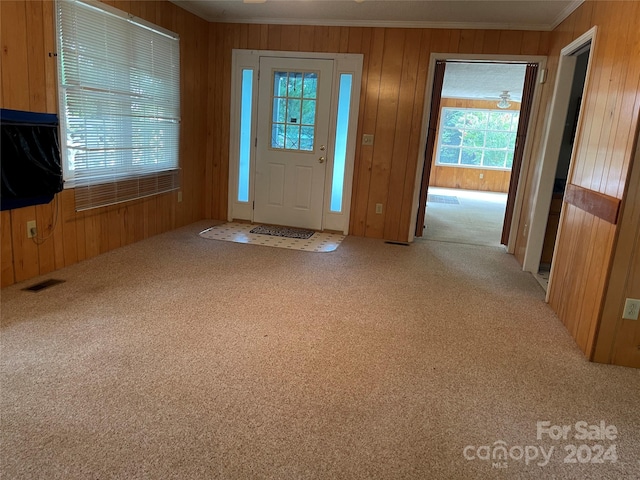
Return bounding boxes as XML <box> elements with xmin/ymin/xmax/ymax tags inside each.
<box><xmin>414</xmin><ymin>58</ymin><xmax>541</xmax><ymax>248</ymax></box>
<box><xmin>522</xmin><ymin>27</ymin><xmax>596</xmax><ymax>293</ymax></box>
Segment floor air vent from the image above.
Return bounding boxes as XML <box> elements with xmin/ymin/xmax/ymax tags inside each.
<box><xmin>22</xmin><ymin>279</ymin><xmax>65</xmax><ymax>292</ymax></box>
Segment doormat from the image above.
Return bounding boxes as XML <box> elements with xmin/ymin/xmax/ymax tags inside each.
<box><xmin>199</xmin><ymin>222</ymin><xmax>345</xmax><ymax>253</ymax></box>
<box><xmin>428</xmin><ymin>194</ymin><xmax>460</xmax><ymax>205</ymax></box>
<box><xmin>249</xmin><ymin>225</ymin><xmax>315</xmax><ymax>239</ymax></box>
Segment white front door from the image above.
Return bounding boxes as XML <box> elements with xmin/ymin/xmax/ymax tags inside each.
<box><xmin>254</xmin><ymin>57</ymin><xmax>334</xmax><ymax>230</ymax></box>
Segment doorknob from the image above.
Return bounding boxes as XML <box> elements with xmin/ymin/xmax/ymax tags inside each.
<box><xmin>318</xmin><ymin>156</ymin><xmax>325</xmax><ymax>164</ymax></box>
<box><xmin>320</xmin><ymin>145</ymin><xmax>326</xmax><ymax>151</ymax></box>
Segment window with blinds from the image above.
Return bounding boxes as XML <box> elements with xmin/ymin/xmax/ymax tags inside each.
<box><xmin>56</xmin><ymin>0</ymin><xmax>180</xmax><ymax>211</ymax></box>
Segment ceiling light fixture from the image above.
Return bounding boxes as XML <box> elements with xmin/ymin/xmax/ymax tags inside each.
<box><xmin>497</xmin><ymin>91</ymin><xmax>511</xmax><ymax>109</ymax></box>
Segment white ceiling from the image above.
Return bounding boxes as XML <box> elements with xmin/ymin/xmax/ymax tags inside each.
<box><xmin>442</xmin><ymin>62</ymin><xmax>527</xmax><ymax>101</ymax></box>
<box><xmin>171</xmin><ymin>0</ymin><xmax>583</xmax><ymax>31</ymax></box>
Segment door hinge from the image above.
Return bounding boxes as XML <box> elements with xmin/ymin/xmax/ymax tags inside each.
<box><xmin>255</xmin><ymin>138</ymin><xmax>257</xmax><ymax>148</ymax></box>
<box><xmin>252</xmin><ymin>201</ymin><xmax>255</xmax><ymax>210</ymax></box>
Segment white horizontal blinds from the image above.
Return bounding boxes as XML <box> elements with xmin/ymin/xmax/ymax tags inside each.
<box><xmin>56</xmin><ymin>0</ymin><xmax>180</xmax><ymax>211</ymax></box>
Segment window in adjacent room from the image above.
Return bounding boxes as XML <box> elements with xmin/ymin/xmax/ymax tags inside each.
<box><xmin>436</xmin><ymin>108</ymin><xmax>520</xmax><ymax>170</ymax></box>
<box><xmin>56</xmin><ymin>0</ymin><xmax>180</xmax><ymax>211</ymax></box>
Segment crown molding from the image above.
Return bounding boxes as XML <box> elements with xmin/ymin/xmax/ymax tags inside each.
<box><xmin>171</xmin><ymin>1</ymin><xmax>585</xmax><ymax>32</ymax></box>
<box><xmin>549</xmin><ymin>0</ymin><xmax>585</xmax><ymax>30</ymax></box>
<box><xmin>208</xmin><ymin>17</ymin><xmax>555</xmax><ymax>31</ymax></box>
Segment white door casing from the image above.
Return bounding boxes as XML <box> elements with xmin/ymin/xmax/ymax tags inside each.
<box><xmin>254</xmin><ymin>57</ymin><xmax>334</xmax><ymax>230</ymax></box>
<box><xmin>229</xmin><ymin>50</ymin><xmax>363</xmax><ymax>235</ymax></box>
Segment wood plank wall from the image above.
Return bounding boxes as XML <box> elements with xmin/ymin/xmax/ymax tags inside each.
<box><xmin>593</xmin><ymin>122</ymin><xmax>640</xmax><ymax>368</ymax></box>
<box><xmin>0</xmin><ymin>0</ymin><xmax>209</xmax><ymax>288</ymax></box>
<box><xmin>513</xmin><ymin>0</ymin><xmax>640</xmax><ymax>362</ymax></box>
<box><xmin>205</xmin><ymin>25</ymin><xmax>550</xmax><ymax>242</ymax></box>
<box><xmin>429</xmin><ymin>98</ymin><xmax>519</xmax><ymax>193</ymax></box>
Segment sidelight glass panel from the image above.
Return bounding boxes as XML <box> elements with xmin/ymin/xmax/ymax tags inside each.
<box><xmin>238</xmin><ymin>69</ymin><xmax>253</xmax><ymax>202</ymax></box>
<box><xmin>330</xmin><ymin>74</ymin><xmax>353</xmax><ymax>212</ymax></box>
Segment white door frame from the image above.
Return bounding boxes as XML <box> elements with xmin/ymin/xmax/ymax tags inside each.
<box><xmin>522</xmin><ymin>27</ymin><xmax>597</xmax><ymax>278</ymax></box>
<box><xmin>409</xmin><ymin>52</ymin><xmax>548</xmax><ymax>251</ymax></box>
<box><xmin>229</xmin><ymin>49</ymin><xmax>363</xmax><ymax>234</ymax></box>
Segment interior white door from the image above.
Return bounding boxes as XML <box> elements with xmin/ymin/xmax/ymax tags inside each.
<box><xmin>254</xmin><ymin>57</ymin><xmax>334</xmax><ymax>230</ymax></box>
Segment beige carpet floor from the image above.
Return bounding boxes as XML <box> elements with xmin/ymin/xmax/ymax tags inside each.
<box><xmin>1</xmin><ymin>221</ymin><xmax>639</xmax><ymax>479</ymax></box>
<box><xmin>424</xmin><ymin>187</ymin><xmax>508</xmax><ymax>247</ymax></box>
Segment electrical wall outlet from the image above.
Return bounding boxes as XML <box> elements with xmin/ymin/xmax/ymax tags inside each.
<box><xmin>27</xmin><ymin>220</ymin><xmax>37</xmax><ymax>239</ymax></box>
<box><xmin>177</xmin><ymin>191</ymin><xmax>183</xmax><ymax>203</ymax></box>
<box><xmin>362</xmin><ymin>134</ymin><xmax>374</xmax><ymax>146</ymax></box>
<box><xmin>479</xmin><ymin>173</ymin><xmax>484</xmax><ymax>179</ymax></box>
<box><xmin>375</xmin><ymin>203</ymin><xmax>383</xmax><ymax>214</ymax></box>
<box><xmin>622</xmin><ymin>298</ymin><xmax>640</xmax><ymax>320</ymax></box>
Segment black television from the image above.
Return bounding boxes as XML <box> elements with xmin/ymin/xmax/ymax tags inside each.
<box><xmin>1</xmin><ymin>108</ymin><xmax>63</xmax><ymax>211</ymax></box>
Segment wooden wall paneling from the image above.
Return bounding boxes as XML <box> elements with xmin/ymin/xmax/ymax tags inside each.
<box><xmin>1</xmin><ymin>212</ymin><xmax>15</xmax><ymax>287</ymax></box>
<box><xmin>10</xmin><ymin>206</ymin><xmax>40</xmax><ymax>282</ymax></box>
<box><xmin>267</xmin><ymin>24</ymin><xmax>282</xmax><ymax>51</ymax></box>
<box><xmin>210</xmin><ymin>23</ymin><xmax>224</xmax><ymax>219</ymax></box>
<box><xmin>588</xmin><ymin>4</ymin><xmax>628</xmax><ymax>193</ymax></box>
<box><xmin>383</xmin><ymin>29</ymin><xmax>422</xmax><ymax>241</ymax></box>
<box><xmin>570</xmin><ymin>4</ymin><xmax>608</xmax><ymax>189</ymax></box>
<box><xmin>246</xmin><ymin>24</ymin><xmax>261</xmax><ymax>49</ymax></box>
<box><xmin>143</xmin><ymin>197</ymin><xmax>158</xmax><ymax>239</ymax></box>
<box><xmin>606</xmin><ymin>1</ymin><xmax>640</xmax><ymax>199</ymax></box>
<box><xmin>572</xmin><ymin>0</ymin><xmax>594</xmax><ymax>36</ymax></box>
<box><xmin>1</xmin><ymin>1</ymin><xmax>30</xmax><ymax>109</ymax></box>
<box><xmin>365</xmin><ymin>29</ymin><xmax>405</xmax><ymax>238</ymax></box>
<box><xmin>471</xmin><ymin>30</ymin><xmax>485</xmax><ymax>54</ymax></box>
<box><xmin>481</xmin><ymin>30</ymin><xmax>500</xmax><ymax>54</ymax></box>
<box><xmin>312</xmin><ymin>26</ymin><xmax>328</xmax><ymax>51</ymax></box>
<box><xmin>520</xmin><ymin>31</ymin><xmax>541</xmax><ymax>55</ymax></box>
<box><xmin>458</xmin><ymin>30</ymin><xmax>476</xmax><ymax>53</ymax></box>
<box><xmin>132</xmin><ymin>200</ymin><xmax>145</xmax><ymax>243</ymax></box>
<box><xmin>25</xmin><ymin>0</ymin><xmax>46</xmax><ymax>111</ymax></box>
<box><xmin>448</xmin><ymin>29</ymin><xmax>461</xmax><ymax>52</ymax></box>
<box><xmin>42</xmin><ymin>0</ymin><xmax>57</xmax><ymax>113</ymax></box>
<box><xmin>498</xmin><ymin>31</ymin><xmax>523</xmax><ymax>54</ymax></box>
<box><xmin>298</xmin><ymin>25</ymin><xmax>314</xmax><ymax>52</ymax></box>
<box><xmin>280</xmin><ymin>25</ymin><xmax>300</xmax><ymax>51</ymax></box>
<box><xmin>217</xmin><ymin>24</ymin><xmax>235</xmax><ymax>220</ymax></box>
<box><xmin>104</xmin><ymin>206</ymin><xmax>120</xmax><ymax>253</ymax></box>
<box><xmin>339</xmin><ymin>27</ymin><xmax>350</xmax><ymax>53</ymax></box>
<box><xmin>197</xmin><ymin>24</ymin><xmax>210</xmax><ymax>222</ymax></box>
<box><xmin>60</xmin><ymin>189</ymin><xmax>79</xmax><ymax>266</ymax></box>
<box><xmin>430</xmin><ymin>29</ymin><xmax>451</xmax><ymax>54</ymax></box>
<box><xmin>350</xmin><ymin>28</ymin><xmax>382</xmax><ymax>237</ymax></box>
<box><xmin>34</xmin><ymin>203</ymin><xmax>56</xmax><ymax>275</ymax></box>
<box><xmin>176</xmin><ymin>9</ymin><xmax>190</xmax><ymax>225</ymax></box>
<box><xmin>398</xmin><ymin>30</ymin><xmax>433</xmax><ymax>241</ymax></box>
<box><xmin>594</xmin><ymin>120</ymin><xmax>640</xmax><ymax>367</ymax></box>
<box><xmin>237</xmin><ymin>24</ymin><xmax>248</xmax><ymax>49</ymax></box>
<box><xmin>576</xmin><ymin>217</ymin><xmax>616</xmax><ymax>355</ymax></box>
<box><xmin>346</xmin><ymin>27</ymin><xmax>368</xmax><ymax>236</ymax></box>
<box><xmin>204</xmin><ymin>25</ymin><xmax>217</xmax><ymax>219</ymax></box>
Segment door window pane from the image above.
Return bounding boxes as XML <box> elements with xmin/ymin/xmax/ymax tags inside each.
<box><xmin>270</xmin><ymin>69</ymin><xmax>318</xmax><ymax>151</ymax></box>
